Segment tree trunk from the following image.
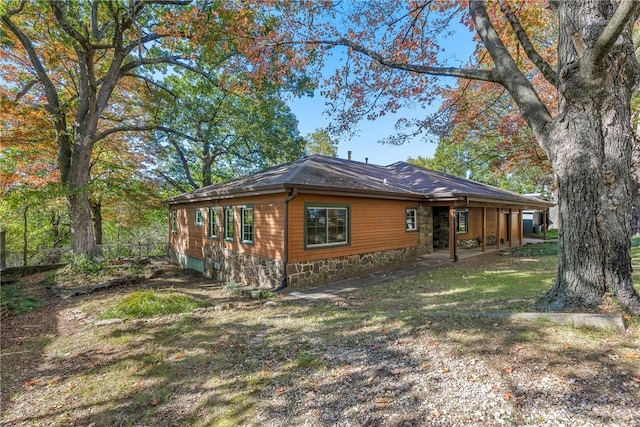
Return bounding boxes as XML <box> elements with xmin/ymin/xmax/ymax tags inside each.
<box><xmin>90</xmin><ymin>201</ymin><xmax>103</xmax><ymax>246</ymax></box>
<box><xmin>22</xmin><ymin>205</ymin><xmax>29</xmax><ymax>267</ymax></box>
<box><xmin>65</xmin><ymin>134</ymin><xmax>98</xmax><ymax>258</ymax></box>
<box><xmin>540</xmin><ymin>0</ymin><xmax>640</xmax><ymax>314</ymax></box>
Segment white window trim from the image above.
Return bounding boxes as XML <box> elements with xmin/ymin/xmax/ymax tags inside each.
<box><xmin>406</xmin><ymin>208</ymin><xmax>418</xmax><ymax>231</ymax></box>
<box><xmin>240</xmin><ymin>205</ymin><xmax>254</xmax><ymax>244</ymax></box>
<box><xmin>208</xmin><ymin>207</ymin><xmax>218</xmax><ymax>239</ymax></box>
<box><xmin>224</xmin><ymin>206</ymin><xmax>234</xmax><ymax>241</ymax></box>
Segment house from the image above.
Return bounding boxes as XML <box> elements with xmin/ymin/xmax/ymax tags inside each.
<box><xmin>163</xmin><ymin>155</ymin><xmax>553</xmax><ymax>288</ymax></box>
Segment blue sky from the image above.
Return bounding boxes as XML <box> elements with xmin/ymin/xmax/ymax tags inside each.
<box><xmin>288</xmin><ymin>93</ymin><xmax>440</xmax><ymax>165</ymax></box>
<box><xmin>286</xmin><ymin>19</ymin><xmax>476</xmax><ymax>166</ymax></box>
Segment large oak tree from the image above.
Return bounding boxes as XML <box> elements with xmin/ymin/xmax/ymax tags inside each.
<box><xmin>1</xmin><ymin>0</ymin><xmax>306</xmax><ymax>257</ymax></box>
<box><xmin>285</xmin><ymin>0</ymin><xmax>640</xmax><ymax>313</ymax></box>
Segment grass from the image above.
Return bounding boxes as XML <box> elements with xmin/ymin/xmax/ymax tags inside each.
<box><xmin>98</xmin><ymin>290</ymin><xmax>208</xmax><ymax>319</ymax></box>
<box><xmin>0</xmin><ymin>283</ymin><xmax>40</xmax><ymax>314</ymax></box>
<box><xmin>2</xmin><ymin>246</ymin><xmax>639</xmax><ymax>426</ymax></box>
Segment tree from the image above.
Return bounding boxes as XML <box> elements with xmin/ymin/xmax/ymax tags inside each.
<box><xmin>304</xmin><ymin>129</ymin><xmax>339</xmax><ymax>157</ymax></box>
<box><xmin>409</xmin><ymin>134</ymin><xmax>552</xmax><ymax>195</ymax></box>
<box><xmin>1</xmin><ymin>0</ymin><xmax>308</xmax><ymax>257</ymax></box>
<box><xmin>146</xmin><ymin>71</ymin><xmax>305</xmax><ymax>192</ymax></box>
<box><xmin>286</xmin><ymin>1</ymin><xmax>640</xmax><ymax>313</ymax></box>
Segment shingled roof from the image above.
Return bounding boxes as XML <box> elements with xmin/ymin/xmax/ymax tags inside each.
<box><xmin>163</xmin><ymin>154</ymin><xmax>552</xmax><ymax>208</ymax></box>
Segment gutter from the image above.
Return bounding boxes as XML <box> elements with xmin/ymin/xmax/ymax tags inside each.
<box><xmin>276</xmin><ymin>187</ymin><xmax>298</xmax><ymax>291</ymax></box>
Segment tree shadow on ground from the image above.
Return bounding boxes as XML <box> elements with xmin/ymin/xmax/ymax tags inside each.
<box><xmin>1</xmin><ymin>262</ymin><xmax>638</xmax><ymax>426</ymax></box>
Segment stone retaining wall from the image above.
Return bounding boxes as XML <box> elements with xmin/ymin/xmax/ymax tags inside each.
<box><xmin>286</xmin><ymin>246</ymin><xmax>419</xmax><ymax>287</ymax></box>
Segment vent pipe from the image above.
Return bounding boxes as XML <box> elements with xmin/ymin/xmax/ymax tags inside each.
<box><xmin>348</xmin><ymin>150</ymin><xmax>352</xmax><ymax>160</ymax></box>
<box><xmin>365</xmin><ymin>157</ymin><xmax>368</xmax><ymax>163</ymax></box>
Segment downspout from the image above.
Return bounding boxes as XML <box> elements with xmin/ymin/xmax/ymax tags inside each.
<box><xmin>275</xmin><ymin>187</ymin><xmax>298</xmax><ymax>291</ymax></box>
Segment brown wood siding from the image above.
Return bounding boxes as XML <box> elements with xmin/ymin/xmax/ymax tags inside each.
<box><xmin>288</xmin><ymin>194</ymin><xmax>419</xmax><ymax>263</ymax></box>
<box><xmin>452</xmin><ymin>207</ymin><xmax>499</xmax><ymax>240</ymax></box>
<box><xmin>169</xmin><ymin>193</ymin><xmax>286</xmax><ymax>261</ymax></box>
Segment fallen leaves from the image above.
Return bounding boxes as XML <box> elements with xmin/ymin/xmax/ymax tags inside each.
<box><xmin>23</xmin><ymin>378</ymin><xmax>41</xmax><ymax>387</ymax></box>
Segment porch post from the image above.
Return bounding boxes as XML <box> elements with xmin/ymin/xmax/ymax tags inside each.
<box><xmin>508</xmin><ymin>208</ymin><xmax>513</xmax><ymax>248</ymax></box>
<box><xmin>542</xmin><ymin>209</ymin><xmax>547</xmax><ymax>240</ymax></box>
<box><xmin>481</xmin><ymin>207</ymin><xmax>486</xmax><ymax>252</ymax></box>
<box><xmin>496</xmin><ymin>208</ymin><xmax>501</xmax><ymax>250</ymax></box>
<box><xmin>519</xmin><ymin>209</ymin><xmax>523</xmax><ymax>246</ymax></box>
<box><xmin>449</xmin><ymin>206</ymin><xmax>456</xmax><ymax>261</ymax></box>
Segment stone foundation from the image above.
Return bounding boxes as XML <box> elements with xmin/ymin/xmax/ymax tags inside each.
<box><xmin>203</xmin><ymin>244</ymin><xmax>283</xmax><ymax>288</ymax></box>
<box><xmin>286</xmin><ymin>246</ymin><xmax>419</xmax><ymax>288</ymax></box>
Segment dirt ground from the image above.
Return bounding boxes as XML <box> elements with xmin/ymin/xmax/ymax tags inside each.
<box><xmin>1</xmin><ymin>255</ymin><xmax>639</xmax><ymax>426</ymax></box>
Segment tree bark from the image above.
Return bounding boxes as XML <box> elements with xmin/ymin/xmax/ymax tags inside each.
<box><xmin>539</xmin><ymin>0</ymin><xmax>640</xmax><ymax>314</ymax></box>
<box><xmin>90</xmin><ymin>200</ymin><xmax>103</xmax><ymax>246</ymax></box>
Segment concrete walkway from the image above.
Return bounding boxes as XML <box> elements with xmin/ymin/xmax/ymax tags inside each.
<box><xmin>284</xmin><ymin>238</ymin><xmax>552</xmax><ymax>301</ymax></box>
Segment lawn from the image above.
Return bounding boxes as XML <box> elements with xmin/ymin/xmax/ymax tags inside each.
<box><xmin>1</xmin><ymin>247</ymin><xmax>638</xmax><ymax>426</ymax></box>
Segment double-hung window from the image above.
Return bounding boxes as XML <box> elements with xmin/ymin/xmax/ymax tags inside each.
<box><xmin>208</xmin><ymin>207</ymin><xmax>218</xmax><ymax>239</ymax></box>
<box><xmin>224</xmin><ymin>206</ymin><xmax>234</xmax><ymax>241</ymax></box>
<box><xmin>194</xmin><ymin>208</ymin><xmax>203</xmax><ymax>227</ymax></box>
<box><xmin>305</xmin><ymin>204</ymin><xmax>349</xmax><ymax>248</ymax></box>
<box><xmin>456</xmin><ymin>209</ymin><xmax>469</xmax><ymax>234</ymax></box>
<box><xmin>171</xmin><ymin>211</ymin><xmax>177</xmax><ymax>233</ymax></box>
<box><xmin>240</xmin><ymin>205</ymin><xmax>254</xmax><ymax>244</ymax></box>
<box><xmin>406</xmin><ymin>208</ymin><xmax>417</xmax><ymax>231</ymax></box>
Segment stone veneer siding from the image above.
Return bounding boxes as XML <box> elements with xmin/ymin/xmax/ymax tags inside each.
<box><xmin>433</xmin><ymin>208</ymin><xmax>450</xmax><ymax>249</ymax></box>
<box><xmin>203</xmin><ymin>243</ymin><xmax>283</xmax><ymax>288</ymax></box>
<box><xmin>418</xmin><ymin>205</ymin><xmax>433</xmax><ymax>255</ymax></box>
<box><xmin>286</xmin><ymin>246</ymin><xmax>419</xmax><ymax>288</ymax></box>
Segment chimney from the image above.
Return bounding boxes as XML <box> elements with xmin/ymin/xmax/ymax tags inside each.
<box><xmin>365</xmin><ymin>157</ymin><xmax>368</xmax><ymax>164</ymax></box>
<box><xmin>347</xmin><ymin>151</ymin><xmax>352</xmax><ymax>160</ymax></box>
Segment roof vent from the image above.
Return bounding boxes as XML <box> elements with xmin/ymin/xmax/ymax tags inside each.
<box><xmin>348</xmin><ymin>150</ymin><xmax>352</xmax><ymax>160</ymax></box>
<box><xmin>383</xmin><ymin>178</ymin><xmax>387</xmax><ymax>185</ymax></box>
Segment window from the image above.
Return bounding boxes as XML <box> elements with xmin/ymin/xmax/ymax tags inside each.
<box><xmin>208</xmin><ymin>207</ymin><xmax>218</xmax><ymax>239</ymax></box>
<box><xmin>406</xmin><ymin>208</ymin><xmax>417</xmax><ymax>231</ymax></box>
<box><xmin>240</xmin><ymin>206</ymin><xmax>254</xmax><ymax>244</ymax></box>
<box><xmin>195</xmin><ymin>208</ymin><xmax>203</xmax><ymax>227</ymax></box>
<box><xmin>456</xmin><ymin>209</ymin><xmax>469</xmax><ymax>233</ymax></box>
<box><xmin>224</xmin><ymin>206</ymin><xmax>234</xmax><ymax>241</ymax></box>
<box><xmin>171</xmin><ymin>211</ymin><xmax>177</xmax><ymax>233</ymax></box>
<box><xmin>305</xmin><ymin>204</ymin><xmax>349</xmax><ymax>248</ymax></box>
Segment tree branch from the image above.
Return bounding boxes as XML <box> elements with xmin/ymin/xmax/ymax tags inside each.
<box><xmin>156</xmin><ymin>170</ymin><xmax>189</xmax><ymax>194</ymax></box>
<box><xmin>121</xmin><ymin>73</ymin><xmax>179</xmax><ymax>98</ymax></box>
<box><xmin>14</xmin><ymin>79</ymin><xmax>39</xmax><ymax>101</ymax></box>
<box><xmin>50</xmin><ymin>1</ymin><xmax>90</xmax><ymax>49</ymax></box>
<box><xmin>591</xmin><ymin>0</ymin><xmax>640</xmax><ymax>67</ymax></box>
<box><xmin>94</xmin><ymin>124</ymin><xmax>204</xmax><ymax>144</ymax></box>
<box><xmin>314</xmin><ymin>39</ymin><xmax>500</xmax><ymax>83</ymax></box>
<box><xmin>0</xmin><ymin>14</ymin><xmax>61</xmax><ymax>116</ymax></box>
<box><xmin>117</xmin><ymin>56</ymin><xmax>221</xmax><ymax>87</ymax></box>
<box><xmin>468</xmin><ymin>0</ymin><xmax>552</xmax><ymax>143</ymax></box>
<box><xmin>498</xmin><ymin>0</ymin><xmax>558</xmax><ymax>87</ymax></box>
